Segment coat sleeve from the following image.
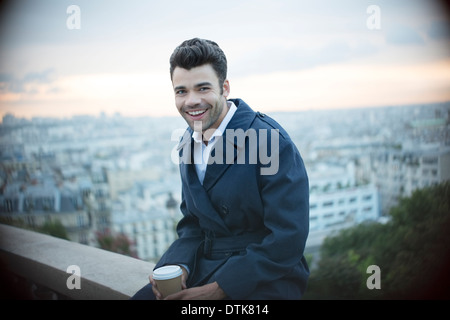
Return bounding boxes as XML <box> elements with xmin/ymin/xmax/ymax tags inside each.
<box><xmin>210</xmin><ymin>136</ymin><xmax>310</xmax><ymax>299</ymax></box>
<box><xmin>154</xmin><ymin>192</ymin><xmax>203</xmax><ymax>271</ymax></box>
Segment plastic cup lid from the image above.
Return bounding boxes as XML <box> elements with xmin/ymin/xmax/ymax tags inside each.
<box><xmin>153</xmin><ymin>265</ymin><xmax>182</xmax><ymax>280</ymax></box>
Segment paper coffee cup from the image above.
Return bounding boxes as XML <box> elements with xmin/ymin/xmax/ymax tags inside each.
<box><xmin>152</xmin><ymin>265</ymin><xmax>183</xmax><ymax>298</ymax></box>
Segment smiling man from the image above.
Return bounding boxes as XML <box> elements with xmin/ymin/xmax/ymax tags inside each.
<box><xmin>131</xmin><ymin>38</ymin><xmax>310</xmax><ymax>300</ymax></box>
<box><xmin>173</xmin><ymin>64</ymin><xmax>230</xmax><ymax>143</ymax></box>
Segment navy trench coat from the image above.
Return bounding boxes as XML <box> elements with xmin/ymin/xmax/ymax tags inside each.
<box><xmin>155</xmin><ymin>98</ymin><xmax>310</xmax><ymax>299</ymax></box>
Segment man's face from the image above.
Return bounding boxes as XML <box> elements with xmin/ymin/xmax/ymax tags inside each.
<box><xmin>172</xmin><ymin>64</ymin><xmax>230</xmax><ymax>133</ymax></box>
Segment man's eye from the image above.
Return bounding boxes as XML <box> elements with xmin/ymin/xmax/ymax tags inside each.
<box><xmin>199</xmin><ymin>87</ymin><xmax>210</xmax><ymax>92</ymax></box>
<box><xmin>176</xmin><ymin>90</ymin><xmax>186</xmax><ymax>95</ymax></box>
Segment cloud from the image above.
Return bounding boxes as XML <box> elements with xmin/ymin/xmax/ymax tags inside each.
<box><xmin>427</xmin><ymin>20</ymin><xmax>450</xmax><ymax>40</ymax></box>
<box><xmin>230</xmin><ymin>40</ymin><xmax>380</xmax><ymax>76</ymax></box>
<box><xmin>23</xmin><ymin>69</ymin><xmax>55</xmax><ymax>84</ymax></box>
<box><xmin>1</xmin><ymin>0</ymin><xmax>449</xmax><ymax>119</ymax></box>
<box><xmin>231</xmin><ymin>59</ymin><xmax>450</xmax><ymax>112</ymax></box>
<box><xmin>385</xmin><ymin>24</ymin><xmax>425</xmax><ymax>45</ymax></box>
<box><xmin>0</xmin><ymin>68</ymin><xmax>56</xmax><ymax>94</ymax></box>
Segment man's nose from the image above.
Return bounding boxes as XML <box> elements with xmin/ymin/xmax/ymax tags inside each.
<box><xmin>185</xmin><ymin>91</ymin><xmax>201</xmax><ymax>107</ymax></box>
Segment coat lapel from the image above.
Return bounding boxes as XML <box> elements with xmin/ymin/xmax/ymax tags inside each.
<box><xmin>175</xmin><ymin>99</ymin><xmax>257</xmax><ymax>234</ymax></box>
<box><xmin>177</xmin><ymin>129</ymin><xmax>231</xmax><ymax>235</ymax></box>
<box><xmin>202</xmin><ymin>99</ymin><xmax>256</xmax><ymax>192</ymax></box>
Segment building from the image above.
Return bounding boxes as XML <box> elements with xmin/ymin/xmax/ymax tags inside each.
<box><xmin>372</xmin><ymin>144</ymin><xmax>450</xmax><ymax>215</ymax></box>
<box><xmin>0</xmin><ymin>178</ymin><xmax>98</xmax><ymax>245</ymax></box>
<box><xmin>0</xmin><ymin>159</ymin><xmax>112</xmax><ymax>246</ymax></box>
<box><xmin>305</xmin><ymin>162</ymin><xmax>380</xmax><ymax>253</ymax></box>
<box><xmin>309</xmin><ymin>184</ymin><xmax>380</xmax><ymax>232</ymax></box>
<box><xmin>110</xmin><ymin>182</ymin><xmax>182</xmax><ymax>262</ymax></box>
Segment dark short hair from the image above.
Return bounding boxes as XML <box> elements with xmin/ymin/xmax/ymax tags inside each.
<box><xmin>169</xmin><ymin>38</ymin><xmax>227</xmax><ymax>88</ymax></box>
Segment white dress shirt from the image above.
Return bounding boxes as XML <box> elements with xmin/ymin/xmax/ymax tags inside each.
<box><xmin>192</xmin><ymin>101</ymin><xmax>237</xmax><ymax>184</ymax></box>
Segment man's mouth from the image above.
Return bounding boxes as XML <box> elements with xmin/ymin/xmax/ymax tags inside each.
<box><xmin>187</xmin><ymin>110</ymin><xmax>207</xmax><ymax>116</ymax></box>
<box><xmin>186</xmin><ymin>109</ymin><xmax>208</xmax><ymax>120</ymax></box>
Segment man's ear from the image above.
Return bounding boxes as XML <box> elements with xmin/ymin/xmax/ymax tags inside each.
<box><xmin>222</xmin><ymin>79</ymin><xmax>230</xmax><ymax>98</ymax></box>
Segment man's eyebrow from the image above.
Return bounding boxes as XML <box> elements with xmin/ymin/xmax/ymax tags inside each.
<box><xmin>195</xmin><ymin>82</ymin><xmax>213</xmax><ymax>88</ymax></box>
<box><xmin>174</xmin><ymin>82</ymin><xmax>213</xmax><ymax>92</ymax></box>
<box><xmin>174</xmin><ymin>85</ymin><xmax>186</xmax><ymax>91</ymax></box>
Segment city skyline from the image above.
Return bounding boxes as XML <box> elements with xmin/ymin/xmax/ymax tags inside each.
<box><xmin>1</xmin><ymin>98</ymin><xmax>448</xmax><ymax>261</ymax></box>
<box><xmin>1</xmin><ymin>0</ymin><xmax>450</xmax><ymax>121</ymax></box>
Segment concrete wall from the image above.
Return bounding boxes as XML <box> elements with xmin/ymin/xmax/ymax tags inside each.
<box><xmin>0</xmin><ymin>224</ymin><xmax>155</xmax><ymax>299</ymax></box>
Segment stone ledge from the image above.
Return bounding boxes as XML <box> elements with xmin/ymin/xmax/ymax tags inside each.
<box><xmin>0</xmin><ymin>223</ymin><xmax>155</xmax><ymax>299</ymax></box>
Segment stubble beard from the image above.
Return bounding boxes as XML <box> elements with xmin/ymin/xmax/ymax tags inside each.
<box><xmin>184</xmin><ymin>98</ymin><xmax>225</xmax><ymax>133</ymax></box>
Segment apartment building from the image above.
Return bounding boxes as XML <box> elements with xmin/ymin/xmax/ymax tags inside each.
<box><xmin>308</xmin><ymin>162</ymin><xmax>379</xmax><ymax>231</ymax></box>
<box><xmin>372</xmin><ymin>144</ymin><xmax>450</xmax><ymax>215</ymax></box>
<box><xmin>305</xmin><ymin>162</ymin><xmax>380</xmax><ymax>254</ymax></box>
<box><xmin>110</xmin><ymin>182</ymin><xmax>182</xmax><ymax>262</ymax></box>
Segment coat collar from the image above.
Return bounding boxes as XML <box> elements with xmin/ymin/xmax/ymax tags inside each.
<box><xmin>177</xmin><ymin>99</ymin><xmax>257</xmax><ymax>192</ymax></box>
<box><xmin>176</xmin><ymin>99</ymin><xmax>255</xmax><ymax>150</ymax></box>
<box><xmin>203</xmin><ymin>99</ymin><xmax>256</xmax><ymax>191</ymax></box>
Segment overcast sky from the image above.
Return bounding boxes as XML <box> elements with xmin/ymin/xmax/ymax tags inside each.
<box><xmin>0</xmin><ymin>0</ymin><xmax>449</xmax><ymax>119</ymax></box>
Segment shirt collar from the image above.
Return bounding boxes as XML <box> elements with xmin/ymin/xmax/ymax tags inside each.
<box><xmin>192</xmin><ymin>101</ymin><xmax>237</xmax><ymax>144</ymax></box>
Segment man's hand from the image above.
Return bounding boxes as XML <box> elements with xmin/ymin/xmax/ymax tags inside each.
<box><xmin>149</xmin><ymin>265</ymin><xmax>188</xmax><ymax>300</ymax></box>
<box><xmin>164</xmin><ymin>281</ymin><xmax>227</xmax><ymax>300</ymax></box>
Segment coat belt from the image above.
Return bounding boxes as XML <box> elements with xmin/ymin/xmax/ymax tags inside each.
<box><xmin>202</xmin><ymin>230</ymin><xmax>267</xmax><ymax>258</ymax></box>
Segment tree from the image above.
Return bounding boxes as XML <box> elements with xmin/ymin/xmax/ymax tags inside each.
<box><xmin>304</xmin><ymin>182</ymin><xmax>450</xmax><ymax>299</ymax></box>
<box><xmin>96</xmin><ymin>229</ymin><xmax>139</xmax><ymax>259</ymax></box>
<box><xmin>37</xmin><ymin>219</ymin><xmax>69</xmax><ymax>240</ymax></box>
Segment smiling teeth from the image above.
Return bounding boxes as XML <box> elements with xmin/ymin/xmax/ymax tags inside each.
<box><xmin>188</xmin><ymin>110</ymin><xmax>206</xmax><ymax>116</ymax></box>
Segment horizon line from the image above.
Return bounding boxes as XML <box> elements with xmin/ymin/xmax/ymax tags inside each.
<box><xmin>1</xmin><ymin>99</ymin><xmax>449</xmax><ymax>124</ymax></box>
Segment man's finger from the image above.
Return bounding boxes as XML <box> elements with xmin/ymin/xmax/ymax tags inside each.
<box><xmin>149</xmin><ymin>275</ymin><xmax>162</xmax><ymax>300</ymax></box>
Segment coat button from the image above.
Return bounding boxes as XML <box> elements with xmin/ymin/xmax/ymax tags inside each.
<box><xmin>257</xmin><ymin>111</ymin><xmax>265</xmax><ymax>117</ymax></box>
<box><xmin>221</xmin><ymin>205</ymin><xmax>229</xmax><ymax>215</ymax></box>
